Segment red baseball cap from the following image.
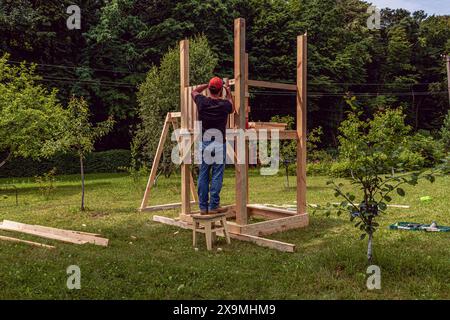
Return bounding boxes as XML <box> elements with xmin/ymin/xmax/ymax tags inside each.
<box><xmin>208</xmin><ymin>77</ymin><xmax>223</xmax><ymax>90</ymax></box>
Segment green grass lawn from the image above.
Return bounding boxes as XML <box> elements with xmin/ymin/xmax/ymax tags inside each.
<box><xmin>0</xmin><ymin>169</ymin><xmax>449</xmax><ymax>299</ymax></box>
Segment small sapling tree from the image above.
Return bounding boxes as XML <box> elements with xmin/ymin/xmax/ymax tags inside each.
<box><xmin>313</xmin><ymin>98</ymin><xmax>438</xmax><ymax>263</ymax></box>
<box><xmin>64</xmin><ymin>97</ymin><xmax>114</xmax><ymax>211</ymax></box>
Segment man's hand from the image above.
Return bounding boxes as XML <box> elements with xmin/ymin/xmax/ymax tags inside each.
<box><xmin>191</xmin><ymin>83</ymin><xmax>209</xmax><ymax>100</ymax></box>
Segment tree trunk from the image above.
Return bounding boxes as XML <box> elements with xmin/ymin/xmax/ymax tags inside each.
<box><xmin>80</xmin><ymin>153</ymin><xmax>85</xmax><ymax>211</ymax></box>
<box><xmin>0</xmin><ymin>152</ymin><xmax>11</xmax><ymax>168</ymax></box>
<box><xmin>367</xmin><ymin>231</ymin><xmax>373</xmax><ymax>263</ymax></box>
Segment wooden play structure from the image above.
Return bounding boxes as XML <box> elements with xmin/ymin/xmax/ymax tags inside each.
<box><xmin>140</xmin><ymin>18</ymin><xmax>308</xmax><ymax>252</ymax></box>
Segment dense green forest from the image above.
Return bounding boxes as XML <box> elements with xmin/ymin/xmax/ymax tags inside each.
<box><xmin>1</xmin><ymin>0</ymin><xmax>449</xmax><ymax>150</ymax></box>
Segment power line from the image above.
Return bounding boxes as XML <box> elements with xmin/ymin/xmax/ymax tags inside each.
<box><xmin>250</xmin><ymin>90</ymin><xmax>448</xmax><ymax>97</ymax></box>
<box><xmin>6</xmin><ymin>60</ymin><xmax>146</xmax><ymax>75</ymax></box>
<box><xmin>39</xmin><ymin>77</ymin><xmax>137</xmax><ymax>89</ymax></box>
<box><xmin>41</xmin><ymin>75</ymin><xmax>136</xmax><ymax>87</ymax></box>
<box><xmin>6</xmin><ymin>60</ymin><xmax>443</xmax><ymax>87</ymax></box>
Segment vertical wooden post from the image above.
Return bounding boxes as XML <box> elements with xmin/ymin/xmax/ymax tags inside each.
<box><xmin>234</xmin><ymin>18</ymin><xmax>248</xmax><ymax>225</ymax></box>
<box><xmin>180</xmin><ymin>39</ymin><xmax>191</xmax><ymax>215</ymax></box>
<box><xmin>245</xmin><ymin>53</ymin><xmax>250</xmax><ymax>204</ymax></box>
<box><xmin>296</xmin><ymin>34</ymin><xmax>307</xmax><ymax>215</ymax></box>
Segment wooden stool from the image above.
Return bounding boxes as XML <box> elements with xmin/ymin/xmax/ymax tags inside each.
<box><xmin>192</xmin><ymin>213</ymin><xmax>231</xmax><ymax>251</ymax></box>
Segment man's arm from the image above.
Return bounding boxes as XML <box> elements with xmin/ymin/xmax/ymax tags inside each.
<box><xmin>191</xmin><ymin>83</ymin><xmax>209</xmax><ymax>101</ymax></box>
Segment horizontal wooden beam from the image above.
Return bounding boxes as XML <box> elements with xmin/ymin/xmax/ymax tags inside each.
<box><xmin>152</xmin><ymin>215</ymin><xmax>295</xmax><ymax>252</ymax></box>
<box><xmin>229</xmin><ymin>233</ymin><xmax>295</xmax><ymax>253</ymax></box>
<box><xmin>241</xmin><ymin>214</ymin><xmax>309</xmax><ymax>237</ymax></box>
<box><xmin>153</xmin><ymin>215</ymin><xmax>186</xmax><ymax>228</ymax></box>
<box><xmin>226</xmin><ymin>129</ymin><xmax>298</xmax><ymax>140</ymax></box>
<box><xmin>248</xmin><ymin>204</ymin><xmax>297</xmax><ymax>219</ymax></box>
<box><xmin>248</xmin><ymin>80</ymin><xmax>296</xmax><ymax>91</ymax></box>
<box><xmin>252</xmin><ymin>122</ymin><xmax>288</xmax><ymax>130</ymax></box>
<box><xmin>169</xmin><ymin>112</ymin><xmax>181</xmax><ymax>118</ymax></box>
<box><xmin>187</xmin><ymin>205</ymin><xmax>236</xmax><ymax>217</ymax></box>
<box><xmin>140</xmin><ymin>201</ymin><xmax>196</xmax><ymax>212</ymax></box>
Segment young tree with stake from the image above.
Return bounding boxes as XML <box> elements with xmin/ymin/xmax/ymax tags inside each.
<box><xmin>64</xmin><ymin>97</ymin><xmax>114</xmax><ymax>211</ymax></box>
<box><xmin>313</xmin><ymin>98</ymin><xmax>439</xmax><ymax>263</ymax></box>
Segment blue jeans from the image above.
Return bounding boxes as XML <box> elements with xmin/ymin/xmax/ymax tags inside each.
<box><xmin>198</xmin><ymin>141</ymin><xmax>226</xmax><ymax>211</ymax></box>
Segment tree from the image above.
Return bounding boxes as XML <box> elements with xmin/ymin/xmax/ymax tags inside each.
<box><xmin>135</xmin><ymin>35</ymin><xmax>217</xmax><ymax>172</ymax></box>
<box><xmin>441</xmin><ymin>109</ymin><xmax>450</xmax><ymax>153</ymax></box>
<box><xmin>63</xmin><ymin>97</ymin><xmax>114</xmax><ymax>211</ymax></box>
<box><xmin>0</xmin><ymin>54</ymin><xmax>68</xmax><ymax>168</ymax></box>
<box><xmin>313</xmin><ymin>98</ymin><xmax>437</xmax><ymax>263</ymax></box>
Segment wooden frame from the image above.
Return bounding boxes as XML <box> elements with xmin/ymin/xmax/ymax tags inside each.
<box><xmin>141</xmin><ymin>18</ymin><xmax>309</xmax><ymax>252</ymax></box>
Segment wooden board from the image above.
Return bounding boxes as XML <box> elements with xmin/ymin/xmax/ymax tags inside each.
<box><xmin>234</xmin><ymin>18</ymin><xmax>248</xmax><ymax>225</ymax></box>
<box><xmin>229</xmin><ymin>233</ymin><xmax>295</xmax><ymax>253</ymax></box>
<box><xmin>248</xmin><ymin>80</ymin><xmax>297</xmax><ymax>91</ymax></box>
<box><xmin>1</xmin><ymin>220</ymin><xmax>102</xmax><ymax>238</ymax></box>
<box><xmin>226</xmin><ymin>129</ymin><xmax>297</xmax><ymax>141</ymax></box>
<box><xmin>252</xmin><ymin>122</ymin><xmax>288</xmax><ymax>130</ymax></box>
<box><xmin>140</xmin><ymin>113</ymin><xmax>171</xmax><ymax>210</ymax></box>
<box><xmin>0</xmin><ymin>220</ymin><xmax>108</xmax><ymax>247</ymax></box>
<box><xmin>247</xmin><ymin>204</ymin><xmax>297</xmax><ymax>219</ymax></box>
<box><xmin>240</xmin><ymin>214</ymin><xmax>309</xmax><ymax>237</ymax></box>
<box><xmin>141</xmin><ymin>201</ymin><xmax>196</xmax><ymax>212</ymax></box>
<box><xmin>296</xmin><ymin>34</ymin><xmax>307</xmax><ymax>216</ymax></box>
<box><xmin>0</xmin><ymin>235</ymin><xmax>55</xmax><ymax>249</ymax></box>
<box><xmin>180</xmin><ymin>39</ymin><xmax>191</xmax><ymax>215</ymax></box>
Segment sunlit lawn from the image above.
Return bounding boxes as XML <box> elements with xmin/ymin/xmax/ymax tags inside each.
<box><xmin>0</xmin><ymin>169</ymin><xmax>449</xmax><ymax>299</ymax></box>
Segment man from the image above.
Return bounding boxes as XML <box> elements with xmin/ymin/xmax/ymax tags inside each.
<box><xmin>191</xmin><ymin>77</ymin><xmax>235</xmax><ymax>214</ymax></box>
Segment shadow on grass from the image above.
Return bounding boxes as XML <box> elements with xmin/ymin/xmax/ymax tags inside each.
<box><xmin>12</xmin><ymin>181</ymin><xmax>114</xmax><ymax>196</ymax></box>
<box><xmin>267</xmin><ymin>216</ymin><xmax>348</xmax><ymax>251</ymax></box>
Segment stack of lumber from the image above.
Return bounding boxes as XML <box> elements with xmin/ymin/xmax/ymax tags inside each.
<box><xmin>0</xmin><ymin>220</ymin><xmax>109</xmax><ymax>249</ymax></box>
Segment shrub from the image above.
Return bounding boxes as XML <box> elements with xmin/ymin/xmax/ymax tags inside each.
<box><xmin>307</xmin><ymin>161</ymin><xmax>331</xmax><ymax>176</ymax></box>
<box><xmin>440</xmin><ymin>109</ymin><xmax>450</xmax><ymax>153</ymax></box>
<box><xmin>35</xmin><ymin>168</ymin><xmax>57</xmax><ymax>200</ymax></box>
<box><xmin>397</xmin><ymin>149</ymin><xmax>425</xmax><ymax>170</ymax></box>
<box><xmin>329</xmin><ymin>160</ymin><xmax>352</xmax><ymax>178</ymax></box>
<box><xmin>0</xmin><ymin>149</ymin><xmax>131</xmax><ymax>178</ymax></box>
<box><xmin>407</xmin><ymin>131</ymin><xmax>444</xmax><ymax>167</ymax></box>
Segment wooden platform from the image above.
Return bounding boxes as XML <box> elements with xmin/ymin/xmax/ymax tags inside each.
<box><xmin>152</xmin><ymin>204</ymin><xmax>308</xmax><ymax>252</ymax></box>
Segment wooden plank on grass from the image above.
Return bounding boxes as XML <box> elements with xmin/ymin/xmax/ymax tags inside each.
<box><xmin>153</xmin><ymin>215</ymin><xmax>189</xmax><ymax>229</ymax></box>
<box><xmin>0</xmin><ymin>235</ymin><xmax>55</xmax><ymax>249</ymax></box>
<box><xmin>0</xmin><ymin>220</ymin><xmax>108</xmax><ymax>247</ymax></box>
<box><xmin>0</xmin><ymin>224</ymin><xmax>86</xmax><ymax>245</ymax></box>
<box><xmin>229</xmin><ymin>233</ymin><xmax>295</xmax><ymax>253</ymax></box>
